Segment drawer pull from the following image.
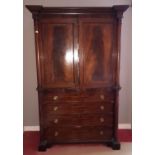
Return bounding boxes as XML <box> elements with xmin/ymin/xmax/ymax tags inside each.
<box><xmin>100</xmin><ymin>105</ymin><xmax>104</xmax><ymax>110</ymax></box>
<box><xmin>100</xmin><ymin>95</ymin><xmax>104</xmax><ymax>100</ymax></box>
<box><xmin>100</xmin><ymin>117</ymin><xmax>104</xmax><ymax>123</ymax></box>
<box><xmin>100</xmin><ymin>131</ymin><xmax>103</xmax><ymax>135</ymax></box>
<box><xmin>53</xmin><ymin>106</ymin><xmax>58</xmax><ymax>111</ymax></box>
<box><xmin>54</xmin><ymin>119</ymin><xmax>59</xmax><ymax>124</ymax></box>
<box><xmin>53</xmin><ymin>96</ymin><xmax>58</xmax><ymax>100</ymax></box>
<box><xmin>54</xmin><ymin>131</ymin><xmax>59</xmax><ymax>136</ymax></box>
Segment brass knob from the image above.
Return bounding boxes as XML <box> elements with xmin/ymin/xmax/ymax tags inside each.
<box><xmin>53</xmin><ymin>96</ymin><xmax>58</xmax><ymax>100</ymax></box>
<box><xmin>53</xmin><ymin>106</ymin><xmax>58</xmax><ymax>111</ymax></box>
<box><xmin>100</xmin><ymin>131</ymin><xmax>103</xmax><ymax>135</ymax></box>
<box><xmin>54</xmin><ymin>118</ymin><xmax>59</xmax><ymax>124</ymax></box>
<box><xmin>100</xmin><ymin>117</ymin><xmax>104</xmax><ymax>123</ymax></box>
<box><xmin>100</xmin><ymin>95</ymin><xmax>104</xmax><ymax>100</ymax></box>
<box><xmin>100</xmin><ymin>105</ymin><xmax>104</xmax><ymax>110</ymax></box>
<box><xmin>54</xmin><ymin>131</ymin><xmax>58</xmax><ymax>136</ymax></box>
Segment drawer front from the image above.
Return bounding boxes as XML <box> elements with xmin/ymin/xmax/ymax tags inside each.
<box><xmin>43</xmin><ymin>101</ymin><xmax>113</xmax><ymax>115</ymax></box>
<box><xmin>45</xmin><ymin>126</ymin><xmax>113</xmax><ymax>142</ymax></box>
<box><xmin>42</xmin><ymin>90</ymin><xmax>115</xmax><ymax>103</ymax></box>
<box><xmin>44</xmin><ymin>113</ymin><xmax>113</xmax><ymax>127</ymax></box>
<box><xmin>43</xmin><ymin>93</ymin><xmax>82</xmax><ymax>102</ymax></box>
<box><xmin>82</xmin><ymin>91</ymin><xmax>115</xmax><ymax>102</ymax></box>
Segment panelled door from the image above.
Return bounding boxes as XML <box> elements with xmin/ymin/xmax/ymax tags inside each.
<box><xmin>38</xmin><ymin>17</ymin><xmax>79</xmax><ymax>88</ymax></box>
<box><xmin>79</xmin><ymin>17</ymin><xmax>115</xmax><ymax>88</ymax></box>
<box><xmin>38</xmin><ymin>16</ymin><xmax>115</xmax><ymax>89</ymax></box>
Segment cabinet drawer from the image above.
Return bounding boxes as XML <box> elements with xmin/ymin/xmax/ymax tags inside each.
<box><xmin>42</xmin><ymin>90</ymin><xmax>115</xmax><ymax>103</ymax></box>
<box><xmin>43</xmin><ymin>101</ymin><xmax>113</xmax><ymax>115</ymax></box>
<box><xmin>45</xmin><ymin>126</ymin><xmax>113</xmax><ymax>142</ymax></box>
<box><xmin>43</xmin><ymin>93</ymin><xmax>82</xmax><ymax>102</ymax></box>
<box><xmin>44</xmin><ymin>113</ymin><xmax>113</xmax><ymax>127</ymax></box>
<box><xmin>82</xmin><ymin>91</ymin><xmax>115</xmax><ymax>102</ymax></box>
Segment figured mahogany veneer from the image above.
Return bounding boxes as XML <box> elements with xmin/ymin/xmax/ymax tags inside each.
<box><xmin>26</xmin><ymin>5</ymin><xmax>129</xmax><ymax>151</ymax></box>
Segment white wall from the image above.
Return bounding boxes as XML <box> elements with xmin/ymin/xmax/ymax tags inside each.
<box><xmin>23</xmin><ymin>0</ymin><xmax>132</xmax><ymax>125</ymax></box>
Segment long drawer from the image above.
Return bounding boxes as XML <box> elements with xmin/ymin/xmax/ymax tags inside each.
<box><xmin>44</xmin><ymin>126</ymin><xmax>113</xmax><ymax>142</ymax></box>
<box><xmin>42</xmin><ymin>101</ymin><xmax>113</xmax><ymax>115</ymax></box>
<box><xmin>43</xmin><ymin>113</ymin><xmax>113</xmax><ymax>127</ymax></box>
<box><xmin>42</xmin><ymin>90</ymin><xmax>115</xmax><ymax>103</ymax></box>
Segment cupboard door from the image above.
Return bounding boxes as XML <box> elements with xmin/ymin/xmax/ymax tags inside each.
<box><xmin>79</xmin><ymin>18</ymin><xmax>115</xmax><ymax>88</ymax></box>
<box><xmin>39</xmin><ymin>18</ymin><xmax>78</xmax><ymax>88</ymax></box>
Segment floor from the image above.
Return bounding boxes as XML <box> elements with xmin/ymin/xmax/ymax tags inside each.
<box><xmin>23</xmin><ymin>130</ymin><xmax>132</xmax><ymax>155</ymax></box>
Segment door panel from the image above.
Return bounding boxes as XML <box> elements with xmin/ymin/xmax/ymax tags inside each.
<box><xmin>79</xmin><ymin>19</ymin><xmax>114</xmax><ymax>88</ymax></box>
<box><xmin>39</xmin><ymin>19</ymin><xmax>78</xmax><ymax>88</ymax></box>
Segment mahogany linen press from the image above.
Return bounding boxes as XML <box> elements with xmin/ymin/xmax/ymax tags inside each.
<box><xmin>26</xmin><ymin>5</ymin><xmax>129</xmax><ymax>151</ymax></box>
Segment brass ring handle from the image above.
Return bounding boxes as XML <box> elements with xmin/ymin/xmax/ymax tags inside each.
<box><xmin>100</xmin><ymin>95</ymin><xmax>104</xmax><ymax>100</ymax></box>
<box><xmin>54</xmin><ymin>131</ymin><xmax>58</xmax><ymax>136</ymax></box>
<box><xmin>54</xmin><ymin>118</ymin><xmax>59</xmax><ymax>124</ymax></box>
<box><xmin>53</xmin><ymin>96</ymin><xmax>58</xmax><ymax>100</ymax></box>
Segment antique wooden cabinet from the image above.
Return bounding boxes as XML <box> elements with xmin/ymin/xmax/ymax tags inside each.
<box><xmin>26</xmin><ymin>5</ymin><xmax>129</xmax><ymax>151</ymax></box>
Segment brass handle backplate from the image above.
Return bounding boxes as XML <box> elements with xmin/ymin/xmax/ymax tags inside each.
<box><xmin>53</xmin><ymin>106</ymin><xmax>58</xmax><ymax>111</ymax></box>
<box><xmin>100</xmin><ymin>95</ymin><xmax>104</xmax><ymax>100</ymax></box>
<box><xmin>100</xmin><ymin>117</ymin><xmax>104</xmax><ymax>123</ymax></box>
<box><xmin>54</xmin><ymin>119</ymin><xmax>59</xmax><ymax>124</ymax></box>
<box><xmin>53</xmin><ymin>96</ymin><xmax>58</xmax><ymax>100</ymax></box>
<box><xmin>75</xmin><ymin>125</ymin><xmax>82</xmax><ymax>128</ymax></box>
<box><xmin>54</xmin><ymin>131</ymin><xmax>58</xmax><ymax>136</ymax></box>
<box><xmin>35</xmin><ymin>30</ymin><xmax>39</xmax><ymax>34</ymax></box>
<box><xmin>100</xmin><ymin>131</ymin><xmax>103</xmax><ymax>135</ymax></box>
<box><xmin>100</xmin><ymin>105</ymin><xmax>104</xmax><ymax>110</ymax></box>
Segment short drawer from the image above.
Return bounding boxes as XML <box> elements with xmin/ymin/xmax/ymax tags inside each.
<box><xmin>43</xmin><ymin>93</ymin><xmax>82</xmax><ymax>102</ymax></box>
<box><xmin>44</xmin><ymin>113</ymin><xmax>113</xmax><ymax>127</ymax></box>
<box><xmin>43</xmin><ymin>101</ymin><xmax>113</xmax><ymax>115</ymax></box>
<box><xmin>45</xmin><ymin>126</ymin><xmax>113</xmax><ymax>142</ymax></box>
<box><xmin>82</xmin><ymin>91</ymin><xmax>115</xmax><ymax>102</ymax></box>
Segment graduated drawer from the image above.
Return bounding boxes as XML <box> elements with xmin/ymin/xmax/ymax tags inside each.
<box><xmin>43</xmin><ymin>93</ymin><xmax>81</xmax><ymax>102</ymax></box>
<box><xmin>45</xmin><ymin>126</ymin><xmax>113</xmax><ymax>142</ymax></box>
<box><xmin>44</xmin><ymin>113</ymin><xmax>113</xmax><ymax>127</ymax></box>
<box><xmin>42</xmin><ymin>91</ymin><xmax>115</xmax><ymax>103</ymax></box>
<box><xmin>43</xmin><ymin>101</ymin><xmax>113</xmax><ymax>115</ymax></box>
<box><xmin>82</xmin><ymin>91</ymin><xmax>115</xmax><ymax>102</ymax></box>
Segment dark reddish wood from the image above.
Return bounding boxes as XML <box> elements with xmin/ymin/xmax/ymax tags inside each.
<box><xmin>26</xmin><ymin>5</ymin><xmax>129</xmax><ymax>151</ymax></box>
<box><xmin>38</xmin><ymin>18</ymin><xmax>77</xmax><ymax>88</ymax></box>
<box><xmin>79</xmin><ymin>18</ymin><xmax>114</xmax><ymax>88</ymax></box>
